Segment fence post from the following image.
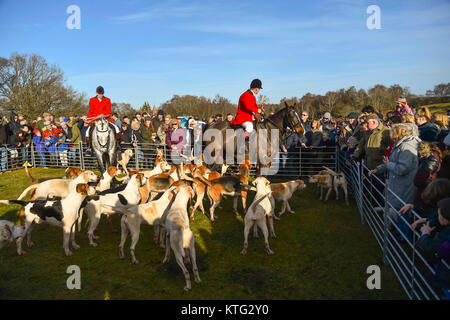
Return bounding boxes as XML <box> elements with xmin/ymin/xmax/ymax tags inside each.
<box><xmin>358</xmin><ymin>162</ymin><xmax>364</xmax><ymax>224</ymax></box>
<box><xmin>79</xmin><ymin>142</ymin><xmax>84</xmax><ymax>170</ymax></box>
<box><xmin>298</xmin><ymin>147</ymin><xmax>302</xmax><ymax>177</ymax></box>
<box><xmin>135</xmin><ymin>144</ymin><xmax>139</xmax><ymax>170</ymax></box>
<box><xmin>382</xmin><ymin>179</ymin><xmax>390</xmax><ymax>266</ymax></box>
<box><xmin>31</xmin><ymin>143</ymin><xmax>36</xmax><ymax>168</ymax></box>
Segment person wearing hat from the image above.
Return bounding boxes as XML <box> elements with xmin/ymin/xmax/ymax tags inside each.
<box><xmin>85</xmin><ymin>86</ymin><xmax>120</xmax><ymax>144</ymax></box>
<box><xmin>338</xmin><ymin>112</ymin><xmax>359</xmax><ymax>150</ymax></box>
<box><xmin>353</xmin><ymin>113</ymin><xmax>391</xmax><ymax>170</ymax></box>
<box><xmin>394</xmin><ymin>96</ymin><xmax>413</xmax><ymax>116</ymax></box>
<box><xmin>230</xmin><ymin>79</ymin><xmax>263</xmax><ymax>139</ymax></box>
<box><xmin>152</xmin><ymin>109</ymin><xmax>165</xmax><ymax>133</ymax></box>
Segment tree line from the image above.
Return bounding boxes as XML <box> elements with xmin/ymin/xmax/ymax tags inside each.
<box><xmin>1</xmin><ymin>53</ymin><xmax>449</xmax><ymax>121</ymax></box>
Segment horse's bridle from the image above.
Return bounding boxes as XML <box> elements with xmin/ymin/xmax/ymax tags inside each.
<box><xmin>285</xmin><ymin>107</ymin><xmax>304</xmax><ymax>135</ymax></box>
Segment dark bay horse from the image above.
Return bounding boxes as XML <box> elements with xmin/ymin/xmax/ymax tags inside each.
<box><xmin>204</xmin><ymin>102</ymin><xmax>304</xmax><ymax>174</ymax></box>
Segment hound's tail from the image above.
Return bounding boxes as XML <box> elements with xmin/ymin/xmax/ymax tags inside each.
<box><xmin>247</xmin><ymin>192</ymin><xmax>272</xmax><ymax>220</ymax></box>
<box><xmin>0</xmin><ymin>200</ymin><xmax>28</xmax><ymax>206</ymax></box>
<box><xmin>322</xmin><ymin>166</ymin><xmax>339</xmax><ymax>176</ymax></box>
<box><xmin>24</xmin><ymin>164</ymin><xmax>36</xmax><ymax>184</ymax></box>
<box><xmin>17</xmin><ymin>185</ymin><xmax>37</xmax><ymax>200</ymax></box>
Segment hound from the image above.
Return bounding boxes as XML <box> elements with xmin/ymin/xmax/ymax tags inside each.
<box><xmin>269</xmin><ymin>180</ymin><xmax>306</xmax><ymax>218</ymax></box>
<box><xmin>308</xmin><ymin>173</ymin><xmax>333</xmax><ymax>202</ymax></box>
<box><xmin>162</xmin><ymin>185</ymin><xmax>201</xmax><ymax>291</ymax></box>
<box><xmin>17</xmin><ymin>170</ymin><xmax>98</xmax><ymax>201</ymax></box>
<box><xmin>117</xmin><ymin>149</ymin><xmax>133</xmax><ymax>175</ymax></box>
<box><xmin>64</xmin><ymin>167</ymin><xmax>85</xmax><ymax>179</ymax></box>
<box><xmin>102</xmin><ymin>187</ymin><xmax>177</xmax><ymax>264</ymax></box>
<box><xmin>241</xmin><ymin>177</ymin><xmax>274</xmax><ymax>255</ymax></box>
<box><xmin>96</xmin><ymin>166</ymin><xmax>122</xmax><ymax>192</ymax></box>
<box><xmin>0</xmin><ymin>184</ymin><xmax>95</xmax><ymax>256</ymax></box>
<box><xmin>84</xmin><ymin>174</ymin><xmax>146</xmax><ymax>247</ymax></box>
<box><xmin>0</xmin><ymin>220</ymin><xmax>25</xmax><ymax>254</ymax></box>
<box><xmin>322</xmin><ymin>167</ymin><xmax>349</xmax><ymax>205</ymax></box>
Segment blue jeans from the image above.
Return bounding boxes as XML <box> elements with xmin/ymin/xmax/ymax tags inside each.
<box><xmin>37</xmin><ymin>151</ymin><xmax>46</xmax><ymax>167</ymax></box>
<box><xmin>21</xmin><ymin>147</ymin><xmax>29</xmax><ymax>163</ymax></box>
<box><xmin>0</xmin><ymin>146</ymin><xmax>7</xmax><ymax>171</ymax></box>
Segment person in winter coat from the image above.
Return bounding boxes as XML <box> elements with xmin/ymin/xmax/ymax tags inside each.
<box><xmin>0</xmin><ymin>119</ymin><xmax>7</xmax><ymax>171</ymax></box>
<box><xmin>166</xmin><ymin>119</ymin><xmax>185</xmax><ymax>163</ymax></box>
<box><xmin>353</xmin><ymin>114</ymin><xmax>392</xmax><ymax>170</ymax></box>
<box><xmin>130</xmin><ymin>120</ymin><xmax>144</xmax><ymax>167</ymax></box>
<box><xmin>32</xmin><ymin>130</ymin><xmax>47</xmax><ymax>168</ymax></box>
<box><xmin>369</xmin><ymin>123</ymin><xmax>420</xmax><ymax>241</ymax></box>
<box><xmin>56</xmin><ymin>129</ymin><xmax>69</xmax><ymax>167</ymax></box>
<box><xmin>413</xmin><ymin>197</ymin><xmax>450</xmax><ymax>265</ymax></box>
<box><xmin>120</xmin><ymin>123</ymin><xmax>132</xmax><ymax>146</ymax></box>
<box><xmin>416</xmin><ymin>107</ymin><xmax>439</xmax><ymax>143</ymax></box>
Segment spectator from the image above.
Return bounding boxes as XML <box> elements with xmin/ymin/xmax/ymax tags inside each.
<box><xmin>135</xmin><ymin>113</ymin><xmax>143</xmax><ymax>125</ymax></box>
<box><xmin>299</xmin><ymin>111</ymin><xmax>312</xmax><ymax>148</ymax></box>
<box><xmin>20</xmin><ymin>125</ymin><xmax>31</xmax><ymax>166</ymax></box>
<box><xmin>226</xmin><ymin>113</ymin><xmax>234</xmax><ymax>123</ymax></box>
<box><xmin>45</xmin><ymin>128</ymin><xmax>58</xmax><ymax>166</ymax></box>
<box><xmin>353</xmin><ymin>114</ymin><xmax>392</xmax><ymax>170</ymax></box>
<box><xmin>394</xmin><ymin>96</ymin><xmax>413</xmax><ymax>116</ymax></box>
<box><xmin>32</xmin><ymin>129</ymin><xmax>47</xmax><ymax>168</ymax></box>
<box><xmin>56</xmin><ymin>129</ymin><xmax>69</xmax><ymax>167</ymax></box>
<box><xmin>35</xmin><ymin>112</ymin><xmax>51</xmax><ymax>131</ymax></box>
<box><xmin>112</xmin><ymin>113</ymin><xmax>122</xmax><ymax>128</ymax></box>
<box><xmin>416</xmin><ymin>107</ymin><xmax>439</xmax><ymax>142</ymax></box>
<box><xmin>305</xmin><ymin>120</ymin><xmax>323</xmax><ymax>147</ymax></box>
<box><xmin>438</xmin><ymin>133</ymin><xmax>450</xmax><ymax>180</ymax></box>
<box><xmin>68</xmin><ymin>118</ymin><xmax>82</xmax><ymax>165</ymax></box>
<box><xmin>414</xmin><ymin>197</ymin><xmax>450</xmax><ymax>264</ymax></box>
<box><xmin>432</xmin><ymin>112</ymin><xmax>449</xmax><ymax>143</ymax></box>
<box><xmin>167</xmin><ymin>119</ymin><xmax>184</xmax><ymax>163</ymax></box>
<box><xmin>369</xmin><ymin>123</ymin><xmax>420</xmax><ymax>241</ymax></box>
<box><xmin>281</xmin><ymin>128</ymin><xmax>301</xmax><ymax>174</ymax></box>
<box><xmin>321</xmin><ymin>112</ymin><xmax>335</xmax><ymax>133</ymax></box>
<box><xmin>130</xmin><ymin>120</ymin><xmax>144</xmax><ymax>168</ymax></box>
<box><xmin>120</xmin><ymin>123</ymin><xmax>131</xmax><ymax>146</ymax></box>
<box><xmin>152</xmin><ymin>110</ymin><xmax>164</xmax><ymax>133</ymax></box>
<box><xmin>0</xmin><ymin>118</ymin><xmax>8</xmax><ymax>172</ymax></box>
<box><xmin>123</xmin><ymin>116</ymin><xmax>131</xmax><ymax>126</ymax></box>
<box><xmin>215</xmin><ymin>114</ymin><xmax>223</xmax><ymax>122</ymax></box>
<box><xmin>141</xmin><ymin>116</ymin><xmax>154</xmax><ymax>144</ymax></box>
<box><xmin>361</xmin><ymin>105</ymin><xmax>375</xmax><ymax>116</ymax></box>
<box><xmin>157</xmin><ymin>115</ymin><xmax>171</xmax><ymax>146</ymax></box>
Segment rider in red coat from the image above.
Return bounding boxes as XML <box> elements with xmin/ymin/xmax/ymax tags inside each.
<box><xmin>85</xmin><ymin>86</ymin><xmax>120</xmax><ymax>144</ymax></box>
<box><xmin>231</xmin><ymin>79</ymin><xmax>263</xmax><ymax>138</ymax></box>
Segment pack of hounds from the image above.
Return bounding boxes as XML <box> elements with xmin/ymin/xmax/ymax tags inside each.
<box><xmin>0</xmin><ymin>148</ymin><xmax>348</xmax><ymax>291</ymax></box>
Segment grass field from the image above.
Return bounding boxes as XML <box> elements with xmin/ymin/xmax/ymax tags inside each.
<box><xmin>422</xmin><ymin>102</ymin><xmax>450</xmax><ymax>113</ymax></box>
<box><xmin>0</xmin><ymin>168</ymin><xmax>406</xmax><ymax>300</ymax></box>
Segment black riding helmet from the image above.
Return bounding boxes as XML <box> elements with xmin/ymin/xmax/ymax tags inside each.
<box><xmin>96</xmin><ymin>86</ymin><xmax>105</xmax><ymax>95</ymax></box>
<box><xmin>250</xmin><ymin>79</ymin><xmax>262</xmax><ymax>89</ymax></box>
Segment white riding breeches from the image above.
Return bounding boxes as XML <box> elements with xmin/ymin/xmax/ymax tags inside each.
<box><xmin>242</xmin><ymin>121</ymin><xmax>254</xmax><ymax>133</ymax></box>
<box><xmin>86</xmin><ymin>122</ymin><xmax>120</xmax><ymax>137</ymax></box>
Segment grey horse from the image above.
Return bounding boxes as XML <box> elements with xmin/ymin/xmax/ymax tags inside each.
<box><xmin>91</xmin><ymin>116</ymin><xmax>117</xmax><ymax>172</ymax></box>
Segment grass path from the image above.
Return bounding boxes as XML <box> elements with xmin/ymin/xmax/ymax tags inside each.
<box><xmin>0</xmin><ymin>168</ymin><xmax>405</xmax><ymax>299</ymax></box>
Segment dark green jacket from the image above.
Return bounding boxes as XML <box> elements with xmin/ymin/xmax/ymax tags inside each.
<box><xmin>354</xmin><ymin>123</ymin><xmax>392</xmax><ymax>169</ymax></box>
<box><xmin>141</xmin><ymin>125</ymin><xmax>154</xmax><ymax>143</ymax></box>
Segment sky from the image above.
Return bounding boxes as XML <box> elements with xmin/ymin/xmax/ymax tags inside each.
<box><xmin>0</xmin><ymin>0</ymin><xmax>449</xmax><ymax>109</ymax></box>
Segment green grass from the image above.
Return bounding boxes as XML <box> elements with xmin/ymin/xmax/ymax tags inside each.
<box><xmin>421</xmin><ymin>102</ymin><xmax>450</xmax><ymax>113</ymax></box>
<box><xmin>0</xmin><ymin>168</ymin><xmax>406</xmax><ymax>300</ymax></box>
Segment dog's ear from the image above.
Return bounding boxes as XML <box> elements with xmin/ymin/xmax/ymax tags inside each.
<box><xmin>264</xmin><ymin>178</ymin><xmax>270</xmax><ymax>186</ymax></box>
<box><xmin>76</xmin><ymin>183</ymin><xmax>88</xmax><ymax>195</ymax></box>
<box><xmin>107</xmin><ymin>166</ymin><xmax>117</xmax><ymax>176</ymax></box>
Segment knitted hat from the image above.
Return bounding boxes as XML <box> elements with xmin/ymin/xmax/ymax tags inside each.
<box><xmin>157</xmin><ymin>109</ymin><xmax>164</xmax><ymax>116</ymax></box>
<box><xmin>56</xmin><ymin>129</ymin><xmax>63</xmax><ymax>134</ymax></box>
<box><xmin>397</xmin><ymin>96</ymin><xmax>407</xmax><ymax>106</ymax></box>
<box><xmin>323</xmin><ymin>112</ymin><xmax>331</xmax><ymax>119</ymax></box>
<box><xmin>33</xmin><ymin>129</ymin><xmax>40</xmax><ymax>135</ymax></box>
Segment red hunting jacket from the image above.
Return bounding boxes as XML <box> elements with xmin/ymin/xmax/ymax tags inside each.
<box><xmin>231</xmin><ymin>90</ymin><xmax>261</xmax><ymax>125</ymax></box>
<box><xmin>87</xmin><ymin>96</ymin><xmax>114</xmax><ymax>125</ymax></box>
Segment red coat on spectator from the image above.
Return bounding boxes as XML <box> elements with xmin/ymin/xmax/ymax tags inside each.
<box><xmin>87</xmin><ymin>96</ymin><xmax>113</xmax><ymax>125</ymax></box>
<box><xmin>231</xmin><ymin>90</ymin><xmax>261</xmax><ymax>125</ymax></box>
<box><xmin>42</xmin><ymin>127</ymin><xmax>58</xmax><ymax>139</ymax></box>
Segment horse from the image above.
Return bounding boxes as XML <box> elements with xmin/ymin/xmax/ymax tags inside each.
<box><xmin>90</xmin><ymin>115</ymin><xmax>117</xmax><ymax>172</ymax></box>
<box><xmin>204</xmin><ymin>102</ymin><xmax>304</xmax><ymax>174</ymax></box>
